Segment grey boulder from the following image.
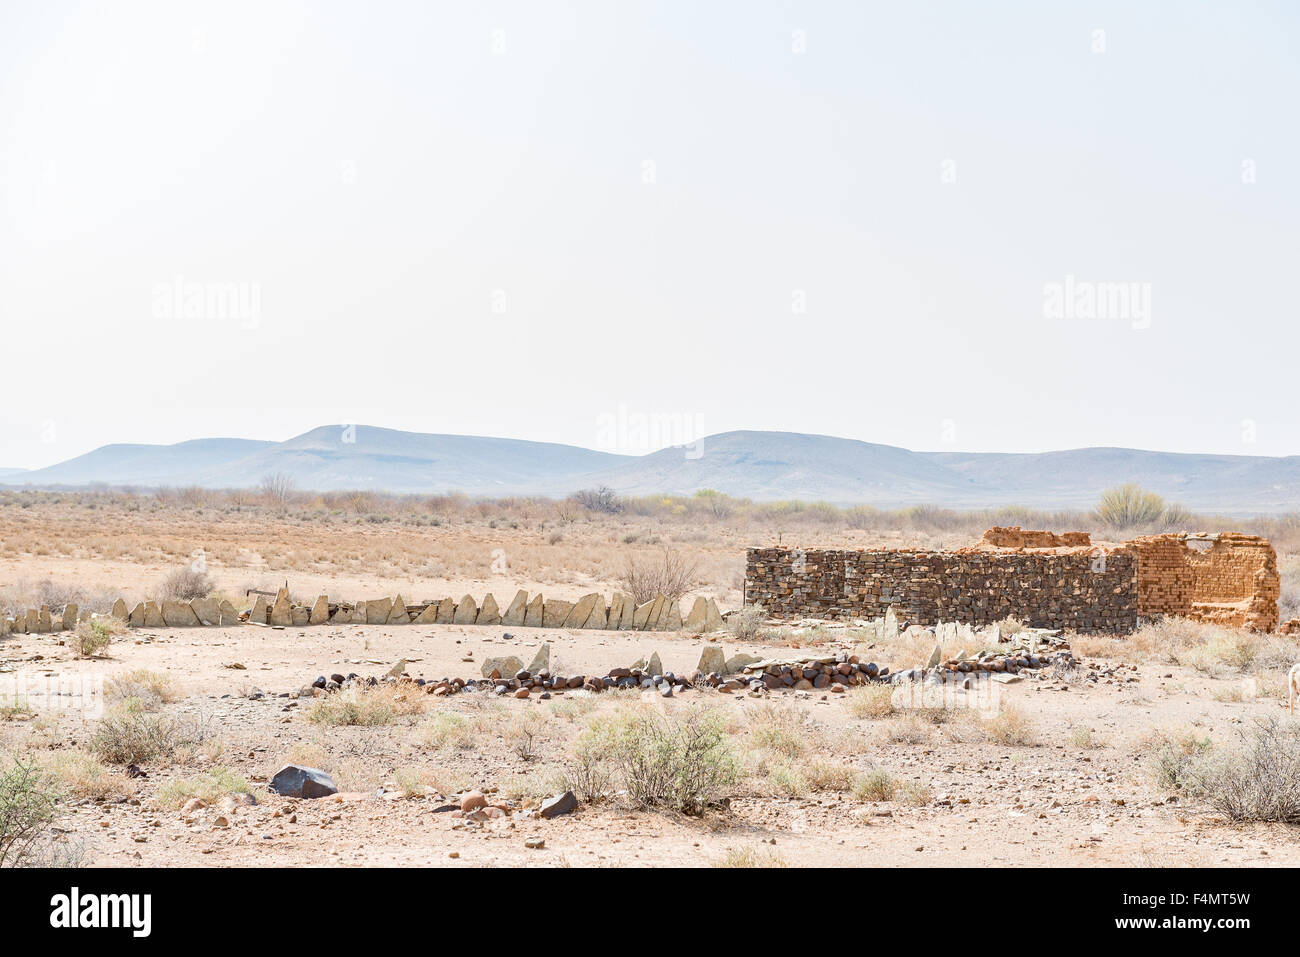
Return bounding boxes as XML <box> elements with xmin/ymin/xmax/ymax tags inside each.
<box><xmin>269</xmin><ymin>764</ymin><xmax>338</xmax><ymax>799</ymax></box>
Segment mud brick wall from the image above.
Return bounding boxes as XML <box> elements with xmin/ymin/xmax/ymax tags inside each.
<box><xmin>746</xmin><ymin>548</ymin><xmax>1138</xmax><ymax>634</ymax></box>
<box><xmin>981</xmin><ymin>527</ymin><xmax>1092</xmax><ymax>549</ymax></box>
<box><xmin>1129</xmin><ymin>533</ymin><xmax>1279</xmax><ymax>631</ymax></box>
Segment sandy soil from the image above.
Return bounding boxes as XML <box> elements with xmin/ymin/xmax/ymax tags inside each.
<box><xmin>4</xmin><ymin>617</ymin><xmax>1297</xmax><ymax>868</ymax></box>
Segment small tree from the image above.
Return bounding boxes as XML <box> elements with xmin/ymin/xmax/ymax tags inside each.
<box><xmin>1095</xmin><ymin>483</ymin><xmax>1165</xmax><ymax>530</ymax></box>
<box><xmin>573</xmin><ymin>486</ymin><xmax>624</xmax><ymax>515</ymax></box>
<box><xmin>259</xmin><ymin>472</ymin><xmax>296</xmax><ymax>506</ymax></box>
<box><xmin>619</xmin><ymin>549</ymin><xmax>699</xmax><ymax>605</ymax></box>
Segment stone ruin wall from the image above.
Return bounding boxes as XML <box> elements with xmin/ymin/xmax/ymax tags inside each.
<box><xmin>747</xmin><ymin>527</ymin><xmax>1280</xmax><ymax>634</ymax></box>
<box><xmin>745</xmin><ymin>546</ymin><xmax>1138</xmax><ymax>634</ymax></box>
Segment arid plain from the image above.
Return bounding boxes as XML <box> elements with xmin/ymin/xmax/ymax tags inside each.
<box><xmin>3</xmin><ymin>489</ymin><xmax>1300</xmax><ymax>867</ymax></box>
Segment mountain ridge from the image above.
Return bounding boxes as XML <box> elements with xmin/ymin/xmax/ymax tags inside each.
<box><xmin>5</xmin><ymin>426</ymin><xmax>1298</xmax><ymax>513</ymax></box>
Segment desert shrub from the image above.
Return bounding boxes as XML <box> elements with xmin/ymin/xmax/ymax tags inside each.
<box><xmin>305</xmin><ymin>684</ymin><xmax>423</xmax><ymax>727</ymax></box>
<box><xmin>1187</xmin><ymin>718</ymin><xmax>1300</xmax><ymax>823</ymax></box>
<box><xmin>106</xmin><ymin>669</ymin><xmax>180</xmax><ymax>711</ymax></box>
<box><xmin>801</xmin><ymin>757</ymin><xmax>858</xmax><ymax>792</ymax></box>
<box><xmin>1145</xmin><ymin>727</ymin><xmax>1214</xmax><ymax>791</ymax></box>
<box><xmin>0</xmin><ymin>755</ymin><xmax>61</xmax><ymax>868</ymax></box>
<box><xmin>580</xmin><ymin>706</ymin><xmax>737</xmax><ymax>814</ymax></box>
<box><xmin>156</xmin><ymin>767</ymin><xmax>252</xmax><ymax>810</ymax></box>
<box><xmin>561</xmin><ymin>742</ymin><xmax>613</xmax><ymax>803</ymax></box>
<box><xmin>983</xmin><ymin>706</ymin><xmax>1037</xmax><ymax>746</ymax></box>
<box><xmin>727</xmin><ymin>604</ymin><xmax>776</xmax><ymax>642</ymax></box>
<box><xmin>1129</xmin><ymin>618</ymin><xmax>1296</xmax><ymax>675</ymax></box>
<box><xmin>72</xmin><ymin>618</ymin><xmax>124</xmax><ymax>658</ymax></box>
<box><xmin>1095</xmin><ymin>483</ymin><xmax>1165</xmax><ymax>530</ymax></box>
<box><xmin>900</xmin><ymin>780</ymin><xmax>933</xmax><ymax>806</ymax></box>
<box><xmin>155</xmin><ymin>565</ymin><xmax>212</xmax><ymax>602</ymax></box>
<box><xmin>49</xmin><ymin>750</ymin><xmax>133</xmax><ymax>801</ymax></box>
<box><xmin>745</xmin><ymin>701</ymin><xmax>815</xmax><ymax>758</ymax></box>
<box><xmin>712</xmin><ymin>845</ymin><xmax>789</xmax><ymax>868</ymax></box>
<box><xmin>845</xmin><ymin>684</ymin><xmax>895</xmax><ymax>720</ymax></box>
<box><xmin>854</xmin><ymin>767</ymin><xmax>896</xmax><ymax>802</ymax></box>
<box><xmin>882</xmin><ymin>714</ymin><xmax>932</xmax><ymax>744</ymax></box>
<box><xmin>416</xmin><ymin>713</ymin><xmax>474</xmax><ymax>751</ymax></box>
<box><xmin>618</xmin><ymin>549</ymin><xmax>699</xmax><ymax>605</ymax></box>
<box><xmin>89</xmin><ymin>699</ymin><xmax>209</xmax><ymax>765</ymax></box>
<box><xmin>504</xmin><ymin>712</ymin><xmax>547</xmax><ymax>761</ymax></box>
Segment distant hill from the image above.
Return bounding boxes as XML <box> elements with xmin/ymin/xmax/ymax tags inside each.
<box><xmin>6</xmin><ymin>426</ymin><xmax>1299</xmax><ymax>513</ymax></box>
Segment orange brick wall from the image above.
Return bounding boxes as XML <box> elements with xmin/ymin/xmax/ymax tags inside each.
<box><xmin>1128</xmin><ymin>533</ymin><xmax>1278</xmax><ymax>631</ymax></box>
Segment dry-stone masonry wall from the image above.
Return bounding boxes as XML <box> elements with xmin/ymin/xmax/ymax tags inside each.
<box><xmin>746</xmin><ymin>545</ymin><xmax>1136</xmax><ymax>633</ymax></box>
<box><xmin>746</xmin><ymin>527</ymin><xmax>1281</xmax><ymax>634</ymax></box>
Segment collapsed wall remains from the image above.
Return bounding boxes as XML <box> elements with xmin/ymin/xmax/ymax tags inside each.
<box><xmin>746</xmin><ymin>527</ymin><xmax>1280</xmax><ymax>634</ymax></box>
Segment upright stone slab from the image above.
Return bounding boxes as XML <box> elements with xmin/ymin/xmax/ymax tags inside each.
<box><xmin>502</xmin><ymin>590</ymin><xmax>528</xmax><ymax>626</ymax></box>
<box><xmin>111</xmin><ymin>598</ymin><xmax>129</xmax><ymax>620</ymax></box>
<box><xmin>542</xmin><ymin>599</ymin><xmax>573</xmax><ymax>628</ymax></box>
<box><xmin>309</xmin><ymin>596</ymin><xmax>330</xmax><ymax>625</ymax></box>
<box><xmin>697</xmin><ymin>646</ymin><xmax>727</xmax><ymax>674</ymax></box>
<box><xmin>633</xmin><ymin>598</ymin><xmax>657</xmax><ymax>630</ymax></box>
<box><xmin>618</xmin><ymin>595</ymin><xmax>639</xmax><ymax>631</ymax></box>
<box><xmin>250</xmin><ymin>595</ymin><xmax>270</xmax><ymax>624</ymax></box>
<box><xmin>128</xmin><ymin>602</ymin><xmax>146</xmax><ymax>627</ymax></box>
<box><xmin>365</xmin><ymin>597</ymin><xmax>392</xmax><ymax>625</ymax></box>
<box><xmin>563</xmin><ymin>594</ymin><xmax>599</xmax><ymax>629</ymax></box>
<box><xmin>526</xmin><ymin>643</ymin><xmax>551</xmax><ymax>674</ymax></box>
<box><xmin>883</xmin><ymin>606</ymin><xmax>899</xmax><ymax>641</ymax></box>
<box><xmin>219</xmin><ymin>599</ymin><xmax>240</xmax><ymax>625</ymax></box>
<box><xmin>683</xmin><ymin>597</ymin><xmax>709</xmax><ymax>632</ymax></box>
<box><xmin>60</xmin><ymin>603</ymin><xmax>78</xmax><ymax>631</ymax></box>
<box><xmin>387</xmin><ymin>595</ymin><xmax>411</xmax><ymax>624</ymax></box>
<box><xmin>658</xmin><ymin>598</ymin><xmax>682</xmax><ymax>631</ymax></box>
<box><xmin>143</xmin><ymin>601</ymin><xmax>165</xmax><ymax>628</ymax></box>
<box><xmin>704</xmin><ymin>598</ymin><xmax>724</xmax><ymax>633</ymax></box>
<box><xmin>269</xmin><ymin>594</ymin><xmax>293</xmax><ymax>627</ymax></box>
<box><xmin>291</xmin><ymin>606</ymin><xmax>310</xmax><ymax>626</ymax></box>
<box><xmin>412</xmin><ymin>602</ymin><xmax>439</xmax><ymax>624</ymax></box>
<box><xmin>435</xmin><ymin>598</ymin><xmax>457</xmax><ymax>624</ymax></box>
<box><xmin>330</xmin><ymin>604</ymin><xmax>354</xmax><ymax>624</ymax></box>
<box><xmin>524</xmin><ymin>594</ymin><xmax>544</xmax><ymax>627</ymax></box>
<box><xmin>453</xmin><ymin>595</ymin><xmax>478</xmax><ymax>625</ymax></box>
<box><xmin>24</xmin><ymin>610</ymin><xmax>38</xmax><ymax>633</ymax></box>
<box><xmin>582</xmin><ymin>597</ymin><xmax>608</xmax><ymax>629</ymax></box>
<box><xmin>605</xmin><ymin>593</ymin><xmax>624</xmax><ymax>630</ymax></box>
<box><xmin>37</xmin><ymin>607</ymin><xmax>52</xmax><ymax>633</ymax></box>
<box><xmin>477</xmin><ymin>593</ymin><xmax>501</xmax><ymax>626</ymax></box>
<box><xmin>191</xmin><ymin>597</ymin><xmax>220</xmax><ymax>625</ymax></box>
<box><xmin>163</xmin><ymin>600</ymin><xmax>201</xmax><ymax>627</ymax></box>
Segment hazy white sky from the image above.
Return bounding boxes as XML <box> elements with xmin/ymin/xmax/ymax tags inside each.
<box><xmin>2</xmin><ymin>0</ymin><xmax>1297</xmax><ymax>469</ymax></box>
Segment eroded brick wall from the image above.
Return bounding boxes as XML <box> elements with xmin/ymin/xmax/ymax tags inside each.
<box><xmin>1129</xmin><ymin>533</ymin><xmax>1278</xmax><ymax>631</ymax></box>
<box><xmin>745</xmin><ymin>547</ymin><xmax>1137</xmax><ymax>634</ymax></box>
<box><xmin>980</xmin><ymin>527</ymin><xmax>1092</xmax><ymax>549</ymax></box>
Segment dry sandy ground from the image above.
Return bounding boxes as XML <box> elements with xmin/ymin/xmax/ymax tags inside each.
<box><xmin>4</xmin><ymin>618</ymin><xmax>1299</xmax><ymax>868</ymax></box>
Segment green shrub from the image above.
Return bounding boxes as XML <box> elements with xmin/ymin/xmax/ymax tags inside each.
<box><xmin>0</xmin><ymin>755</ymin><xmax>61</xmax><ymax>868</ymax></box>
<box><xmin>580</xmin><ymin>706</ymin><xmax>738</xmax><ymax>814</ymax></box>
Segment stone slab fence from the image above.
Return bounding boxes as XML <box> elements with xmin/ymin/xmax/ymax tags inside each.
<box><xmin>1</xmin><ymin>588</ymin><xmax>728</xmax><ymax>636</ymax></box>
